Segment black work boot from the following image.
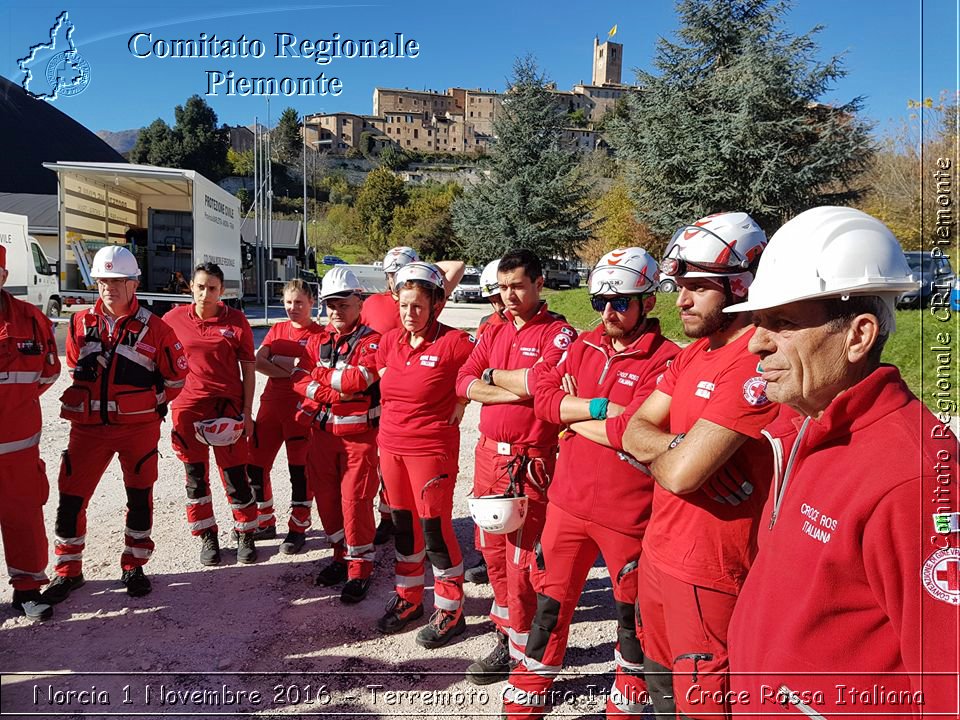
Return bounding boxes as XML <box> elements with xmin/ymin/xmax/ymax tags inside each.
<box><xmin>253</xmin><ymin>525</ymin><xmax>277</xmax><ymax>541</ymax></box>
<box><xmin>376</xmin><ymin>594</ymin><xmax>424</xmax><ymax>634</ymax></box>
<box><xmin>236</xmin><ymin>532</ymin><xmax>257</xmax><ymax>564</ymax></box>
<box><xmin>466</xmin><ymin>631</ymin><xmax>514</xmax><ymax>685</ymax></box>
<box><xmin>199</xmin><ymin>530</ymin><xmax>221</xmax><ymax>566</ymax></box>
<box><xmin>12</xmin><ymin>590</ymin><xmax>53</xmax><ymax>621</ymax></box>
<box><xmin>279</xmin><ymin>531</ymin><xmax>306</xmax><ymax>555</ymax></box>
<box><xmin>314</xmin><ymin>561</ymin><xmax>348</xmax><ymax>587</ymax></box>
<box><xmin>40</xmin><ymin>574</ymin><xmax>85</xmax><ymax>605</ymax></box>
<box><xmin>121</xmin><ymin>567</ymin><xmax>152</xmax><ymax>597</ymax></box>
<box><xmin>464</xmin><ymin>559</ymin><xmax>489</xmax><ymax>584</ymax></box>
<box><xmin>415</xmin><ymin>608</ymin><xmax>466</xmax><ymax>649</ymax></box>
<box><xmin>374</xmin><ymin>515</ymin><xmax>394</xmax><ymax>545</ymax></box>
<box><xmin>341</xmin><ymin>577</ymin><xmax>371</xmax><ymax>604</ymax></box>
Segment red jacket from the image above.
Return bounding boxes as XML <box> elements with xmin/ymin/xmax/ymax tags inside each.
<box><xmin>457</xmin><ymin>302</ymin><xmax>575</xmax><ymax>448</ymax></box>
<box><xmin>291</xmin><ymin>322</ymin><xmax>381</xmax><ymax>435</ymax></box>
<box><xmin>728</xmin><ymin>367</ymin><xmax>960</xmax><ymax>718</ymax></box>
<box><xmin>62</xmin><ymin>298</ymin><xmax>187</xmax><ymax>425</ymax></box>
<box><xmin>360</xmin><ymin>291</ymin><xmax>401</xmax><ymax>335</ymax></box>
<box><xmin>0</xmin><ymin>290</ymin><xmax>60</xmax><ymax>454</ymax></box>
<box><xmin>476</xmin><ymin>310</ymin><xmax>507</xmax><ymax>340</ymax></box>
<box><xmin>534</xmin><ymin>321</ymin><xmax>679</xmax><ymax>536</ymax></box>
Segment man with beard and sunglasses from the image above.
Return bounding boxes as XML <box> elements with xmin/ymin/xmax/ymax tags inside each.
<box><xmin>502</xmin><ymin>248</ymin><xmax>679</xmax><ymax>720</ymax></box>
<box><xmin>617</xmin><ymin>212</ymin><xmax>778</xmax><ymax>720</ymax></box>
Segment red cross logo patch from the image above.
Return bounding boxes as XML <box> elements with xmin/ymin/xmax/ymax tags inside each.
<box><xmin>922</xmin><ymin>547</ymin><xmax>960</xmax><ymax>606</ymax></box>
<box><xmin>742</xmin><ymin>376</ymin><xmax>769</xmax><ymax>406</ymax></box>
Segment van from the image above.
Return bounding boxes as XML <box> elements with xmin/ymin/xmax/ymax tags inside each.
<box><xmin>0</xmin><ymin>211</ymin><xmax>60</xmax><ymax>316</ymax></box>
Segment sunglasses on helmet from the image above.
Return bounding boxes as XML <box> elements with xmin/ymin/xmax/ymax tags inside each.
<box><xmin>590</xmin><ymin>295</ymin><xmax>637</xmax><ymax>313</ymax></box>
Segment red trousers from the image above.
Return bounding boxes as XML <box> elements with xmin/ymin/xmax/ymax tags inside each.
<box><xmin>308</xmin><ymin>427</ymin><xmax>378</xmax><ymax>579</ymax></box>
<box><xmin>54</xmin><ymin>422</ymin><xmax>160</xmax><ymax>577</ymax></box>
<box><xmin>638</xmin><ymin>553</ymin><xmax>738</xmax><ymax>719</ymax></box>
<box><xmin>171</xmin><ymin>400</ymin><xmax>256</xmax><ymax>536</ymax></box>
<box><xmin>473</xmin><ymin>439</ymin><xmax>553</xmax><ymax>660</ymax></box>
<box><xmin>0</xmin><ymin>446</ymin><xmax>49</xmax><ymax>591</ymax></box>
<box><xmin>248</xmin><ymin>398</ymin><xmax>310</xmax><ymax>532</ymax></box>
<box><xmin>504</xmin><ymin>503</ymin><xmax>647</xmax><ymax>719</ymax></box>
<box><xmin>379</xmin><ymin>449</ymin><xmax>463</xmax><ymax>613</ymax></box>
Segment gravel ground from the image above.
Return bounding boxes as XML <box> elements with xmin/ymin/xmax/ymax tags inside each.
<box><xmin>0</xmin><ymin>325</ymin><xmax>619</xmax><ymax>719</ymax></box>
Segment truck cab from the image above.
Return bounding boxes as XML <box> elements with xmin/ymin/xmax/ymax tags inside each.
<box><xmin>0</xmin><ymin>211</ymin><xmax>60</xmax><ymax>316</ymax></box>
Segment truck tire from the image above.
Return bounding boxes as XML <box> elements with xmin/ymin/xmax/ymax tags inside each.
<box><xmin>45</xmin><ymin>298</ymin><xmax>62</xmax><ymax>318</ymax></box>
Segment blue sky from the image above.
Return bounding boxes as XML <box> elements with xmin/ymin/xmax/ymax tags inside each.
<box><xmin>1</xmin><ymin>0</ymin><xmax>956</xmax><ymax>135</ymax></box>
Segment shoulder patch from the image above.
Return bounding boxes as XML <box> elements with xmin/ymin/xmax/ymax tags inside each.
<box><xmin>742</xmin><ymin>376</ymin><xmax>769</xmax><ymax>406</ymax></box>
<box><xmin>369</xmin><ymin>342</ymin><xmax>379</xmax><ymax>350</ymax></box>
<box><xmin>177</xmin><ymin>356</ymin><xmax>188</xmax><ymax>371</ymax></box>
<box><xmin>922</xmin><ymin>547</ymin><xmax>960</xmax><ymax>605</ymax></box>
<box><xmin>553</xmin><ymin>333</ymin><xmax>571</xmax><ymax>350</ymax></box>
<box><xmin>560</xmin><ymin>326</ymin><xmax>574</xmax><ymax>337</ymax></box>
<box><xmin>468</xmin><ymin>334</ymin><xmax>477</xmax><ymax>344</ymax></box>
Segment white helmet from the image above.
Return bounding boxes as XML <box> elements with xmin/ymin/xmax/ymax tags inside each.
<box><xmin>467</xmin><ymin>494</ymin><xmax>529</xmax><ymax>535</ymax></box>
<box><xmin>726</xmin><ymin>206</ymin><xmax>919</xmax><ymax>317</ymax></box>
<box><xmin>194</xmin><ymin>416</ymin><xmax>244</xmax><ymax>446</ymax></box>
<box><xmin>91</xmin><ymin>245</ymin><xmax>140</xmax><ymax>279</ymax></box>
<box><xmin>382</xmin><ymin>246</ymin><xmax>419</xmax><ymax>274</ymax></box>
<box><xmin>661</xmin><ymin>212</ymin><xmax>767</xmax><ymax>295</ymax></box>
<box><xmin>589</xmin><ymin>248</ymin><xmax>659</xmax><ymax>295</ymax></box>
<box><xmin>480</xmin><ymin>259</ymin><xmax>501</xmax><ymax>298</ymax></box>
<box><xmin>394</xmin><ymin>261</ymin><xmax>445</xmax><ymax>291</ymax></box>
<box><xmin>321</xmin><ymin>266</ymin><xmax>363</xmax><ymax>300</ymax></box>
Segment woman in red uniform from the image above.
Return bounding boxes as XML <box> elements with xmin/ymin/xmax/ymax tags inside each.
<box><xmin>375</xmin><ymin>261</ymin><xmax>475</xmax><ymax>648</ymax></box>
<box><xmin>247</xmin><ymin>279</ymin><xmax>320</xmax><ymax>554</ymax></box>
<box><xmin>164</xmin><ymin>263</ymin><xmax>259</xmax><ymax>566</ymax></box>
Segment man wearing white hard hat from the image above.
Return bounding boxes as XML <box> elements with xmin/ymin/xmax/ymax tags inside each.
<box><xmin>0</xmin><ymin>243</ymin><xmax>60</xmax><ymax>621</ymax></box>
<box><xmin>619</xmin><ymin>213</ymin><xmax>779</xmax><ymax>719</ymax></box>
<box><xmin>722</xmin><ymin>207</ymin><xmax>959</xmax><ymax>717</ymax></box>
<box><xmin>290</xmin><ymin>267</ymin><xmax>382</xmax><ymax>603</ymax></box>
<box><xmin>502</xmin><ymin>248</ymin><xmax>679</xmax><ymax>719</ymax></box>
<box><xmin>45</xmin><ymin>245</ymin><xmax>188</xmax><ymax>606</ymax></box>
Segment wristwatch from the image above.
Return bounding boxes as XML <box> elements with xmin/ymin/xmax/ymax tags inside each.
<box><xmin>482</xmin><ymin>368</ymin><xmax>495</xmax><ymax>385</ymax></box>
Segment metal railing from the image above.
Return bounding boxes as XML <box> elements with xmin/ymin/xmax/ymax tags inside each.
<box><xmin>263</xmin><ymin>280</ymin><xmax>321</xmax><ymax>322</ymax></box>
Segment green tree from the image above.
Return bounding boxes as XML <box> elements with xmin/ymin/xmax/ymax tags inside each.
<box><xmin>274</xmin><ymin>108</ymin><xmax>302</xmax><ymax>166</ymax></box>
<box><xmin>130</xmin><ymin>118</ymin><xmax>182</xmax><ymax>167</ymax></box>
<box><xmin>390</xmin><ymin>182</ymin><xmax>463</xmax><ymax>259</ymax></box>
<box><xmin>173</xmin><ymin>96</ymin><xmax>229</xmax><ymax>180</ymax></box>
<box><xmin>235</xmin><ymin>187</ymin><xmax>251</xmax><ymax>213</ymax></box>
<box><xmin>227</xmin><ymin>148</ymin><xmax>254</xmax><ymax>176</ymax></box>
<box><xmin>581</xmin><ymin>180</ymin><xmax>661</xmax><ymax>265</ymax></box>
<box><xmin>452</xmin><ymin>56</ymin><xmax>594</xmax><ymax>262</ymax></box>
<box><xmin>311</xmin><ymin>203</ymin><xmax>362</xmax><ymax>254</ymax></box>
<box><xmin>608</xmin><ymin>0</ymin><xmax>875</xmax><ymax>234</ymax></box>
<box><xmin>354</xmin><ymin>166</ymin><xmax>408</xmax><ymax>254</ymax></box>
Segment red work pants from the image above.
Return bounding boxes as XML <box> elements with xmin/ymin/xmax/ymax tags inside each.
<box><xmin>171</xmin><ymin>400</ymin><xmax>256</xmax><ymax>536</ymax></box>
<box><xmin>248</xmin><ymin>397</ymin><xmax>310</xmax><ymax>532</ymax></box>
<box><xmin>54</xmin><ymin>422</ymin><xmax>160</xmax><ymax>577</ymax></box>
<box><xmin>308</xmin><ymin>427</ymin><xmax>378</xmax><ymax>579</ymax></box>
<box><xmin>638</xmin><ymin>553</ymin><xmax>738</xmax><ymax>719</ymax></box>
<box><xmin>504</xmin><ymin>503</ymin><xmax>647</xmax><ymax>719</ymax></box>
<box><xmin>379</xmin><ymin>449</ymin><xmax>463</xmax><ymax>613</ymax></box>
<box><xmin>0</xmin><ymin>446</ymin><xmax>49</xmax><ymax>591</ymax></box>
<box><xmin>473</xmin><ymin>438</ymin><xmax>553</xmax><ymax>661</ymax></box>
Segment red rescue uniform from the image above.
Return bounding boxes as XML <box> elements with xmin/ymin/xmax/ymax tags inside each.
<box><xmin>377</xmin><ymin>322</ymin><xmax>475</xmax><ymax>614</ymax></box>
<box><xmin>360</xmin><ymin>291</ymin><xmax>401</xmax><ymax>335</ymax></box>
<box><xmin>0</xmin><ymin>290</ymin><xmax>59</xmax><ymax>591</ymax></box>
<box><xmin>293</xmin><ymin>322</ymin><xmax>382</xmax><ymax>579</ymax></box>
<box><xmin>503</xmin><ymin>321</ymin><xmax>679</xmax><ymax>720</ymax></box>
<box><xmin>728</xmin><ymin>367</ymin><xmax>960</xmax><ymax>718</ymax></box>
<box><xmin>475</xmin><ymin>310</ymin><xmax>507</xmax><ymax>340</ymax></box>
<box><xmin>638</xmin><ymin>328</ymin><xmax>778</xmax><ymax>719</ymax></box>
<box><xmin>248</xmin><ymin>320</ymin><xmax>319</xmax><ymax>534</ymax></box>
<box><xmin>456</xmin><ymin>302</ymin><xmax>574</xmax><ymax>660</ymax></box>
<box><xmin>55</xmin><ymin>298</ymin><xmax>187</xmax><ymax>577</ymax></box>
<box><xmin>164</xmin><ymin>303</ymin><xmax>258</xmax><ymax>536</ymax></box>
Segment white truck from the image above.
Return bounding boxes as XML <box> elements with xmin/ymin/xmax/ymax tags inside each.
<box><xmin>43</xmin><ymin>162</ymin><xmax>242</xmax><ymax>314</ymax></box>
<box><xmin>0</xmin><ymin>211</ymin><xmax>61</xmax><ymax>316</ymax></box>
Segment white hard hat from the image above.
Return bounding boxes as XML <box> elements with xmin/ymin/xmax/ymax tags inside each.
<box><xmin>480</xmin><ymin>259</ymin><xmax>501</xmax><ymax>298</ymax></box>
<box><xmin>589</xmin><ymin>247</ymin><xmax>659</xmax><ymax>295</ymax></box>
<box><xmin>394</xmin><ymin>261</ymin><xmax>445</xmax><ymax>291</ymax></box>
<box><xmin>467</xmin><ymin>494</ymin><xmax>529</xmax><ymax>535</ymax></box>
<box><xmin>382</xmin><ymin>246</ymin><xmax>419</xmax><ymax>274</ymax></box>
<box><xmin>91</xmin><ymin>245</ymin><xmax>140</xmax><ymax>279</ymax></box>
<box><xmin>726</xmin><ymin>206</ymin><xmax>919</xmax><ymax>315</ymax></box>
<box><xmin>321</xmin><ymin>266</ymin><xmax>363</xmax><ymax>300</ymax></box>
<box><xmin>194</xmin><ymin>416</ymin><xmax>244</xmax><ymax>447</ymax></box>
<box><xmin>661</xmin><ymin>212</ymin><xmax>767</xmax><ymax>280</ymax></box>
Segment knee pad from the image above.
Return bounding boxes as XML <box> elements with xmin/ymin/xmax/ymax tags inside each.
<box><xmin>223</xmin><ymin>465</ymin><xmax>253</xmax><ymax>504</ymax></box>
<box><xmin>125</xmin><ymin>486</ymin><xmax>152</xmax><ymax>531</ymax></box>
<box><xmin>643</xmin><ymin>655</ymin><xmax>676</xmax><ymax>718</ymax></box>
<box><xmin>524</xmin><ymin>592</ymin><xmax>562</xmax><ymax>662</ymax></box>
<box><xmin>391</xmin><ymin>509</ymin><xmax>416</xmax><ymax>557</ymax></box>
<box><xmin>289</xmin><ymin>465</ymin><xmax>307</xmax><ymax>502</ymax></box>
<box><xmin>421</xmin><ymin>516</ymin><xmax>453</xmax><ymax>570</ymax></box>
<box><xmin>615</xmin><ymin>600</ymin><xmax>643</xmax><ymax>667</ymax></box>
<box><xmin>55</xmin><ymin>493</ymin><xmax>85</xmax><ymax>537</ymax></box>
<box><xmin>184</xmin><ymin>462</ymin><xmax>208</xmax><ymax>499</ymax></box>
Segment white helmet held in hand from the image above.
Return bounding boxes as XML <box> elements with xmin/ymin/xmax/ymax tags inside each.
<box><xmin>468</xmin><ymin>494</ymin><xmax>528</xmax><ymax>535</ymax></box>
<box><xmin>194</xmin><ymin>416</ymin><xmax>245</xmax><ymax>447</ymax></box>
<box><xmin>589</xmin><ymin>247</ymin><xmax>659</xmax><ymax>295</ymax></box>
<box><xmin>394</xmin><ymin>261</ymin><xmax>445</xmax><ymax>291</ymax></box>
<box><xmin>382</xmin><ymin>246</ymin><xmax>419</xmax><ymax>274</ymax></box>
<box><xmin>91</xmin><ymin>245</ymin><xmax>140</xmax><ymax>279</ymax></box>
<box><xmin>480</xmin><ymin>259</ymin><xmax>501</xmax><ymax>298</ymax></box>
<box><xmin>321</xmin><ymin>266</ymin><xmax>363</xmax><ymax>300</ymax></box>
<box><xmin>725</xmin><ymin>206</ymin><xmax>919</xmax><ymax>316</ymax></box>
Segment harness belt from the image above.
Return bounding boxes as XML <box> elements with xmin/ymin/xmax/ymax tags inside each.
<box><xmin>478</xmin><ymin>434</ymin><xmax>556</xmax><ymax>459</ymax></box>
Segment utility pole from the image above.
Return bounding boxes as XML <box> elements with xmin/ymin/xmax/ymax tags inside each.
<box><xmin>302</xmin><ymin>115</ymin><xmax>307</xmax><ymax>270</ymax></box>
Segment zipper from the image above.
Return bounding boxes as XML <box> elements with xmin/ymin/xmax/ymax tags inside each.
<box><xmin>777</xmin><ymin>685</ymin><xmax>827</xmax><ymax>719</ymax></box>
<box><xmin>97</xmin><ymin>314</ymin><xmax>135</xmax><ymax>425</ymax></box>
<box><xmin>584</xmin><ymin>340</ymin><xmax>644</xmax><ymax>385</ymax></box>
<box><xmin>768</xmin><ymin>417</ymin><xmax>811</xmax><ymax>530</ymax></box>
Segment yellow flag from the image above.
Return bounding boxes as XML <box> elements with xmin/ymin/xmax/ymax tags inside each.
<box><xmin>608</xmin><ymin>24</ymin><xmax>618</xmax><ymax>38</ymax></box>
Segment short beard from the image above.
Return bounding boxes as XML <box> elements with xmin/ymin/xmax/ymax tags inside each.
<box><xmin>684</xmin><ymin>302</ymin><xmax>734</xmax><ymax>339</ymax></box>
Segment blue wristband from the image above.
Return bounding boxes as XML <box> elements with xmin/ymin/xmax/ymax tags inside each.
<box><xmin>589</xmin><ymin>397</ymin><xmax>609</xmax><ymax>420</ymax></box>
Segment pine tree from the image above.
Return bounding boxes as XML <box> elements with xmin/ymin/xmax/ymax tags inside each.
<box><xmin>274</xmin><ymin>108</ymin><xmax>303</xmax><ymax>166</ymax></box>
<box><xmin>452</xmin><ymin>56</ymin><xmax>593</xmax><ymax>262</ymax></box>
<box><xmin>130</xmin><ymin>96</ymin><xmax>229</xmax><ymax>181</ymax></box>
<box><xmin>608</xmin><ymin>0</ymin><xmax>875</xmax><ymax>234</ymax></box>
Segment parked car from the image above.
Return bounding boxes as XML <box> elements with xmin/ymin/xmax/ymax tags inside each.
<box><xmin>451</xmin><ymin>272</ymin><xmax>483</xmax><ymax>303</ymax></box>
<box><xmin>322</xmin><ymin>255</ymin><xmax>346</xmax><ymax>266</ymax></box>
<box><xmin>543</xmin><ymin>259</ymin><xmax>581</xmax><ymax>289</ymax></box>
<box><xmin>897</xmin><ymin>251</ymin><xmax>954</xmax><ymax>309</ymax></box>
<box><xmin>658</xmin><ymin>274</ymin><xmax>677</xmax><ymax>293</ymax></box>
